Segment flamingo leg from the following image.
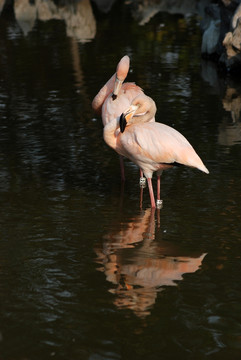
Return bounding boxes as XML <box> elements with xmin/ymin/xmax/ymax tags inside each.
<box><xmin>156</xmin><ymin>171</ymin><xmax>163</xmax><ymax>209</ymax></box>
<box><xmin>139</xmin><ymin>186</ymin><xmax>143</xmax><ymax>209</ymax></box>
<box><xmin>157</xmin><ymin>175</ymin><xmax>161</xmax><ymax>200</ymax></box>
<box><xmin>147</xmin><ymin>178</ymin><xmax>156</xmax><ymax>208</ymax></box>
<box><xmin>156</xmin><ymin>208</ymin><xmax>161</xmax><ymax>228</ymax></box>
<box><xmin>119</xmin><ymin>155</ymin><xmax>125</xmax><ymax>182</ymax></box>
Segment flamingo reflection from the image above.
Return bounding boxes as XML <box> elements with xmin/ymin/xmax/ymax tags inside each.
<box><xmin>94</xmin><ymin>209</ymin><xmax>206</xmax><ymax>318</ymax></box>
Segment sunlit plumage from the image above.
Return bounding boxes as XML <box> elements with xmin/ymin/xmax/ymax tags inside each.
<box><xmin>104</xmin><ymin>94</ymin><xmax>209</xmax><ymax>208</ymax></box>
<box><xmin>92</xmin><ymin>55</ymin><xmax>154</xmax><ymax>181</ymax></box>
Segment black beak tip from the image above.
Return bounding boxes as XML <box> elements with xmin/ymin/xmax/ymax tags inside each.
<box><xmin>112</xmin><ymin>93</ymin><xmax>117</xmax><ymax>100</ymax></box>
<box><xmin>120</xmin><ymin>113</ymin><xmax>127</xmax><ymax>133</ymax></box>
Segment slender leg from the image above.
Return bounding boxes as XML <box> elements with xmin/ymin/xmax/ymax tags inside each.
<box><xmin>157</xmin><ymin>175</ymin><xmax>161</xmax><ymax>200</ymax></box>
<box><xmin>147</xmin><ymin>178</ymin><xmax>156</xmax><ymax>208</ymax></box>
<box><xmin>156</xmin><ymin>171</ymin><xmax>163</xmax><ymax>209</ymax></box>
<box><xmin>156</xmin><ymin>207</ymin><xmax>161</xmax><ymax>228</ymax></box>
<box><xmin>119</xmin><ymin>155</ymin><xmax>125</xmax><ymax>182</ymax></box>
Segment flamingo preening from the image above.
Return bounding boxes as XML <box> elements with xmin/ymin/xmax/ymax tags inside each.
<box><xmin>103</xmin><ymin>94</ymin><xmax>209</xmax><ymax>208</ymax></box>
<box><xmin>92</xmin><ymin>55</ymin><xmax>154</xmax><ymax>184</ymax></box>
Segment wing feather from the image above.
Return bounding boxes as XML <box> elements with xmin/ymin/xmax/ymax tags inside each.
<box><xmin>121</xmin><ymin>122</ymin><xmax>208</xmax><ymax>173</ymax></box>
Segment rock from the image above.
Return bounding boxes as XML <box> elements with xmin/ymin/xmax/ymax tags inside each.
<box><xmin>14</xmin><ymin>0</ymin><xmax>37</xmax><ymax>35</ymax></box>
<box><xmin>201</xmin><ymin>18</ymin><xmax>221</xmax><ymax>56</ymax></box>
<box><xmin>198</xmin><ymin>0</ymin><xmax>241</xmax><ymax>73</ymax></box>
<box><xmin>0</xmin><ymin>0</ymin><xmax>6</xmax><ymax>15</ymax></box>
<box><xmin>13</xmin><ymin>0</ymin><xmax>96</xmax><ymax>42</ymax></box>
<box><xmin>130</xmin><ymin>0</ymin><xmax>202</xmax><ymax>25</ymax></box>
<box><xmin>220</xmin><ymin>15</ymin><xmax>241</xmax><ymax>72</ymax></box>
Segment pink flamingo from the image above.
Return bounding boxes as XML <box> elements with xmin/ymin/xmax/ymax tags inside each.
<box><xmin>92</xmin><ymin>55</ymin><xmax>154</xmax><ymax>183</ymax></box>
<box><xmin>103</xmin><ymin>94</ymin><xmax>209</xmax><ymax>208</ymax></box>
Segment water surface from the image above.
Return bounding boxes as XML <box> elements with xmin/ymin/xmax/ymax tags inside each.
<box><xmin>0</xmin><ymin>1</ymin><xmax>241</xmax><ymax>359</ymax></box>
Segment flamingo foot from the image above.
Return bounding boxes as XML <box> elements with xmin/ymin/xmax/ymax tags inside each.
<box><xmin>156</xmin><ymin>199</ymin><xmax>163</xmax><ymax>209</ymax></box>
<box><xmin>139</xmin><ymin>176</ymin><xmax>146</xmax><ymax>188</ymax></box>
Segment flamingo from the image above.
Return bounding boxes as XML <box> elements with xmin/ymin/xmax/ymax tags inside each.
<box><xmin>92</xmin><ymin>55</ymin><xmax>154</xmax><ymax>183</ymax></box>
<box><xmin>103</xmin><ymin>94</ymin><xmax>209</xmax><ymax>208</ymax></box>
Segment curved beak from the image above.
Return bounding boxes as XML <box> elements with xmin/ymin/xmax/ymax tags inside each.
<box><xmin>119</xmin><ymin>105</ymin><xmax>138</xmax><ymax>133</ymax></box>
<box><xmin>119</xmin><ymin>113</ymin><xmax>127</xmax><ymax>133</ymax></box>
<box><xmin>112</xmin><ymin>76</ymin><xmax>123</xmax><ymax>100</ymax></box>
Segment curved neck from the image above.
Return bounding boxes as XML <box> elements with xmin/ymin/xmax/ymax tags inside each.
<box><xmin>103</xmin><ymin>117</ymin><xmax>120</xmax><ymax>149</ymax></box>
<box><xmin>92</xmin><ymin>73</ymin><xmax>116</xmax><ymax>114</ymax></box>
<box><xmin>131</xmin><ymin>95</ymin><xmax>156</xmax><ymax>124</ymax></box>
<box><xmin>132</xmin><ymin>110</ymin><xmax>155</xmax><ymax>124</ymax></box>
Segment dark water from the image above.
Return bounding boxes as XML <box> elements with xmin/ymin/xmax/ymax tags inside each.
<box><xmin>0</xmin><ymin>1</ymin><xmax>241</xmax><ymax>359</ymax></box>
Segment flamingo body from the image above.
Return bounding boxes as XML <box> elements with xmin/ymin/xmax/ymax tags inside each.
<box><xmin>104</xmin><ymin>120</ymin><xmax>208</xmax><ymax>178</ymax></box>
<box><xmin>103</xmin><ymin>94</ymin><xmax>209</xmax><ymax>208</ymax></box>
<box><xmin>92</xmin><ymin>55</ymin><xmax>153</xmax><ymax>182</ymax></box>
<box><xmin>101</xmin><ymin>83</ymin><xmax>143</xmax><ymax>126</ymax></box>
<box><xmin>118</xmin><ymin>122</ymin><xmax>208</xmax><ymax>177</ymax></box>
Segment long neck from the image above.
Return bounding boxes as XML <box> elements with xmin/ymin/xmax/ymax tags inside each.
<box><xmin>131</xmin><ymin>96</ymin><xmax>156</xmax><ymax>124</ymax></box>
<box><xmin>103</xmin><ymin>117</ymin><xmax>120</xmax><ymax>150</ymax></box>
<box><xmin>92</xmin><ymin>73</ymin><xmax>116</xmax><ymax>114</ymax></box>
<box><xmin>132</xmin><ymin>110</ymin><xmax>155</xmax><ymax>124</ymax></box>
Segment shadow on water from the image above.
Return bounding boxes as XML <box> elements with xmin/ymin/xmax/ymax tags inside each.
<box><xmin>94</xmin><ymin>207</ymin><xmax>206</xmax><ymax>318</ymax></box>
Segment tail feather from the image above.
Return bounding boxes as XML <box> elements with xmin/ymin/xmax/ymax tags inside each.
<box><xmin>178</xmin><ymin>146</ymin><xmax>209</xmax><ymax>174</ymax></box>
<box><xmin>197</xmin><ymin>162</ymin><xmax>209</xmax><ymax>174</ymax></box>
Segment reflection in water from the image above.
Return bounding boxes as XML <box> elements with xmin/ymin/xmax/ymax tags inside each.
<box><xmin>201</xmin><ymin>60</ymin><xmax>241</xmax><ymax>147</ymax></box>
<box><xmin>130</xmin><ymin>0</ymin><xmax>201</xmax><ymax>26</ymax></box>
<box><xmin>218</xmin><ymin>118</ymin><xmax>241</xmax><ymax>147</ymax></box>
<box><xmin>91</xmin><ymin>0</ymin><xmax>117</xmax><ymax>13</ymax></box>
<box><xmin>95</xmin><ymin>209</ymin><xmax>206</xmax><ymax>318</ymax></box>
<box><xmin>222</xmin><ymin>87</ymin><xmax>241</xmax><ymax>123</ymax></box>
<box><xmin>0</xmin><ymin>0</ymin><xmax>5</xmax><ymax>14</ymax></box>
<box><xmin>218</xmin><ymin>87</ymin><xmax>241</xmax><ymax>147</ymax></box>
<box><xmin>0</xmin><ymin>1</ymin><xmax>241</xmax><ymax>357</ymax></box>
<box><xmin>218</xmin><ymin>85</ymin><xmax>241</xmax><ymax>147</ymax></box>
<box><xmin>14</xmin><ymin>0</ymin><xmax>96</xmax><ymax>41</ymax></box>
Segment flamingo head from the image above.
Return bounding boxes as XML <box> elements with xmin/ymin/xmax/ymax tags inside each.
<box><xmin>119</xmin><ymin>104</ymin><xmax>138</xmax><ymax>133</ymax></box>
<box><xmin>112</xmin><ymin>55</ymin><xmax>130</xmax><ymax>100</ymax></box>
<box><xmin>119</xmin><ymin>94</ymin><xmax>156</xmax><ymax>133</ymax></box>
